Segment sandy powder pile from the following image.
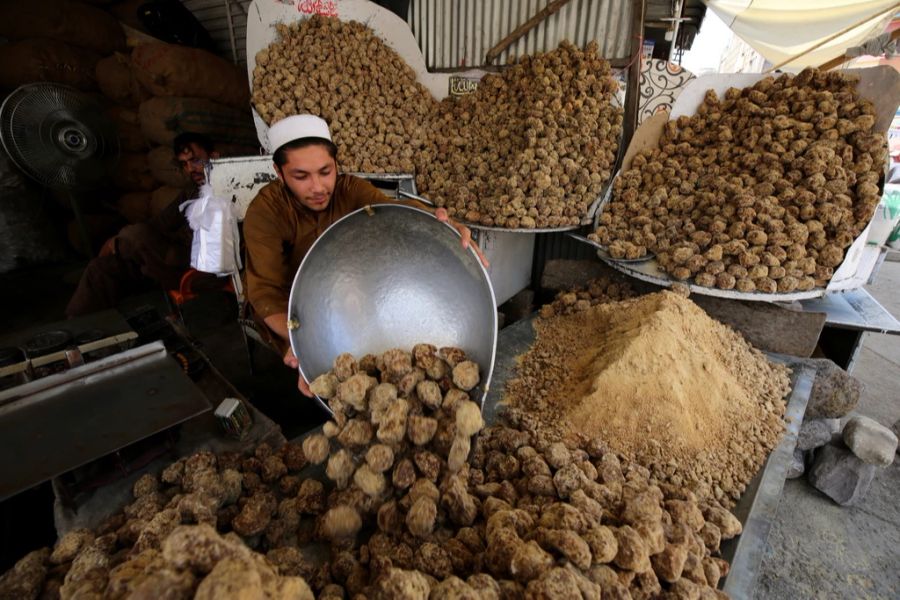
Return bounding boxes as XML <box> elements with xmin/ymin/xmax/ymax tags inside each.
<box><xmin>505</xmin><ymin>291</ymin><xmax>791</xmax><ymax>505</ymax></box>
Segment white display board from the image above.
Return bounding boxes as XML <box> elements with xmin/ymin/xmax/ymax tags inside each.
<box><xmin>246</xmin><ymin>0</ymin><xmax>488</xmax><ymax>152</ymax></box>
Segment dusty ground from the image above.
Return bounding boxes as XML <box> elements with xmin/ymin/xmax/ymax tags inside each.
<box><xmin>756</xmin><ymin>258</ymin><xmax>900</xmax><ymax>599</ymax></box>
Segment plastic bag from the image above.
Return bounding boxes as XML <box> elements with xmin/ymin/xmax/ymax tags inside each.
<box><xmin>180</xmin><ymin>184</ymin><xmax>242</xmax><ymax>275</ymax></box>
<box><xmin>874</xmin><ymin>184</ymin><xmax>900</xmax><ymax>249</ymax></box>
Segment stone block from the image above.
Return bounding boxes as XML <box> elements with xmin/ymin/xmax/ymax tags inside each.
<box><xmin>829</xmin><ymin>418</ymin><xmax>847</xmax><ymax>445</ymax></box>
<box><xmin>805</xmin><ymin>359</ymin><xmax>862</xmax><ymax>419</ymax></box>
<box><xmin>843</xmin><ymin>416</ymin><xmax>898</xmax><ymax>466</ymax></box>
<box><xmin>797</xmin><ymin>419</ymin><xmax>834</xmax><ymax>451</ymax></box>
<box><xmin>786</xmin><ymin>448</ymin><xmax>805</xmax><ymax>479</ymax></box>
<box><xmin>808</xmin><ymin>444</ymin><xmax>877</xmax><ymax>506</ymax></box>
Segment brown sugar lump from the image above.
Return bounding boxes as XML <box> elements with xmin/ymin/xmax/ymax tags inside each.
<box><xmin>321</xmin><ymin>506</ymin><xmax>362</xmax><ymax>541</ymax></box>
<box><xmin>301</xmin><ymin>434</ymin><xmax>330</xmax><ymax>465</ymax></box>
<box><xmin>452</xmin><ymin>361</ymin><xmax>481</xmax><ymax>392</ymax></box>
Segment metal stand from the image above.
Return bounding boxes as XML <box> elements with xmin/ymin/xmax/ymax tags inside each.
<box><xmin>797</xmin><ymin>288</ymin><xmax>900</xmax><ymax>371</ymax></box>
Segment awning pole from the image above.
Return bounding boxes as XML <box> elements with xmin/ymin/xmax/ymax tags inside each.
<box><xmin>224</xmin><ymin>0</ymin><xmax>239</xmax><ymax>65</ymax></box>
<box><xmin>765</xmin><ymin>1</ymin><xmax>900</xmax><ymax>73</ymax></box>
<box><xmin>818</xmin><ymin>28</ymin><xmax>900</xmax><ymax>71</ymax></box>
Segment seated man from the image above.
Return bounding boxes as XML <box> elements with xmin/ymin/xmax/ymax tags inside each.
<box><xmin>66</xmin><ymin>133</ymin><xmax>219</xmax><ymax>317</ymax></box>
<box><xmin>244</xmin><ymin>114</ymin><xmax>485</xmax><ymax>395</ymax></box>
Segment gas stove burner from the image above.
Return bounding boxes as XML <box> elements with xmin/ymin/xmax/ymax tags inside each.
<box><xmin>75</xmin><ymin>329</ymin><xmax>106</xmax><ymax>345</ymax></box>
<box><xmin>23</xmin><ymin>330</ymin><xmax>72</xmax><ymax>358</ymax></box>
<box><xmin>0</xmin><ymin>347</ymin><xmax>25</xmax><ymax>368</ymax></box>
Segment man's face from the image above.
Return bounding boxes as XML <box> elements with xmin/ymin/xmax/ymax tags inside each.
<box><xmin>176</xmin><ymin>142</ymin><xmax>215</xmax><ymax>186</ymax></box>
<box><xmin>275</xmin><ymin>144</ymin><xmax>337</xmax><ymax>212</ymax></box>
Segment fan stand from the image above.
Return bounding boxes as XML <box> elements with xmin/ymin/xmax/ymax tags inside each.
<box><xmin>57</xmin><ymin>125</ymin><xmax>94</xmax><ymax>256</ymax></box>
<box><xmin>68</xmin><ymin>192</ymin><xmax>93</xmax><ymax>256</ymax></box>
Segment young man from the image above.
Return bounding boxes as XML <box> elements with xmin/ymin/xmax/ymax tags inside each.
<box><xmin>65</xmin><ymin>133</ymin><xmax>219</xmax><ymax>317</ymax></box>
<box><xmin>243</xmin><ymin>114</ymin><xmax>486</xmax><ymax>395</ymax></box>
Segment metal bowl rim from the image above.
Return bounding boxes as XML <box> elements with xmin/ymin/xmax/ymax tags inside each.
<box><xmin>288</xmin><ymin>203</ymin><xmax>498</xmax><ymax>413</ymax></box>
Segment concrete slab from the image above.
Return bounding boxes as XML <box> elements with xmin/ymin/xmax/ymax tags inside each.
<box><xmin>868</xmin><ymin>261</ymin><xmax>900</xmax><ymax>314</ymax></box>
<box><xmin>856</xmin><ymin>333</ymin><xmax>900</xmax><ymax>393</ymax></box>
<box><xmin>757</xmin><ymin>260</ymin><xmax>900</xmax><ymax>598</ymax></box>
<box><xmin>851</xmin><ymin>348</ymin><xmax>900</xmax><ymax>427</ymax></box>
<box><xmin>756</xmin><ymin>464</ymin><xmax>900</xmax><ymax>599</ymax></box>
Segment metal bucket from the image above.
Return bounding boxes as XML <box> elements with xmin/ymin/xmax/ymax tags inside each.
<box><xmin>288</xmin><ymin>204</ymin><xmax>498</xmax><ymax>413</ymax></box>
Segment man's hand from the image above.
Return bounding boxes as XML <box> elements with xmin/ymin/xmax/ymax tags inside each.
<box><xmin>264</xmin><ymin>313</ymin><xmax>313</xmax><ymax>396</ymax></box>
<box><xmin>283</xmin><ymin>346</ymin><xmax>313</xmax><ymax>397</ymax></box>
<box><xmin>99</xmin><ymin>236</ymin><xmax>116</xmax><ymax>257</ymax></box>
<box><xmin>435</xmin><ymin>207</ymin><xmax>490</xmax><ymax>269</ymax></box>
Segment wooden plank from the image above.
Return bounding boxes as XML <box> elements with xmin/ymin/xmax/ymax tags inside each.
<box><xmin>484</xmin><ymin>0</ymin><xmax>573</xmax><ymax>64</ymax></box>
<box><xmin>691</xmin><ymin>296</ymin><xmax>826</xmax><ymax>358</ymax></box>
<box><xmin>539</xmin><ymin>259</ymin><xmax>624</xmax><ymax>291</ymax></box>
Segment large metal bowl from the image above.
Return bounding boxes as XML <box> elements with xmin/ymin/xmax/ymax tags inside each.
<box><xmin>288</xmin><ymin>204</ymin><xmax>497</xmax><ymax>412</ymax></box>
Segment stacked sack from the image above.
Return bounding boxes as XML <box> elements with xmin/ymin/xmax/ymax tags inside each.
<box><xmin>0</xmin><ymin>1</ymin><xmax>259</xmax><ymax>229</ymax></box>
<box><xmin>102</xmin><ymin>41</ymin><xmax>259</xmax><ymax>224</ymax></box>
<box><xmin>0</xmin><ymin>0</ymin><xmax>127</xmax><ymax>250</ymax></box>
<box><xmin>94</xmin><ymin>46</ymin><xmax>182</xmax><ymax>224</ymax></box>
<box><xmin>0</xmin><ymin>0</ymin><xmax>124</xmax><ymax>91</ymax></box>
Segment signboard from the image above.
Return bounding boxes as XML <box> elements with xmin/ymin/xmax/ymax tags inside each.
<box><xmin>449</xmin><ymin>76</ymin><xmax>479</xmax><ymax>97</ymax></box>
<box><xmin>287</xmin><ymin>0</ymin><xmax>338</xmax><ymax>17</ymax></box>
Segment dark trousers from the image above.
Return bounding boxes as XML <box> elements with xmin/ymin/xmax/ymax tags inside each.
<box><xmin>66</xmin><ymin>222</ymin><xmax>191</xmax><ymax>318</ymax></box>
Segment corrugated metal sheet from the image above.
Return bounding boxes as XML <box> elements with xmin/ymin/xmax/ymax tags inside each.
<box><xmin>646</xmin><ymin>0</ymin><xmax>675</xmax><ymax>23</ymax></box>
<box><xmin>185</xmin><ymin>0</ymin><xmax>634</xmax><ymax>69</ymax></box>
<box><xmin>181</xmin><ymin>0</ymin><xmax>252</xmax><ymax>65</ymax></box>
<box><xmin>408</xmin><ymin>0</ymin><xmax>634</xmax><ymax>70</ymax></box>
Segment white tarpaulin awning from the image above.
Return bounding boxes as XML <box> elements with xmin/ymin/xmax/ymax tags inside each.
<box><xmin>705</xmin><ymin>0</ymin><xmax>899</xmax><ymax>70</ymax></box>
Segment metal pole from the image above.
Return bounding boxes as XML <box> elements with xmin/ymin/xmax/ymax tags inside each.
<box><xmin>224</xmin><ymin>0</ymin><xmax>239</xmax><ymax>65</ymax></box>
<box><xmin>668</xmin><ymin>0</ymin><xmax>683</xmax><ymax>64</ymax></box>
<box><xmin>622</xmin><ymin>0</ymin><xmax>647</xmax><ymax>154</ymax></box>
<box><xmin>68</xmin><ymin>193</ymin><xmax>93</xmax><ymax>257</ymax></box>
<box><xmin>765</xmin><ymin>1</ymin><xmax>900</xmax><ymax>73</ymax></box>
<box><xmin>819</xmin><ymin>27</ymin><xmax>900</xmax><ymax>71</ymax></box>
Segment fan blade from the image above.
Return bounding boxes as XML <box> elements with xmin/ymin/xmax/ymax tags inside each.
<box><xmin>0</xmin><ymin>83</ymin><xmax>120</xmax><ymax>190</ymax></box>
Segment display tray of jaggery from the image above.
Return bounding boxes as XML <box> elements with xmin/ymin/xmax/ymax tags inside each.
<box><xmin>579</xmin><ymin>66</ymin><xmax>900</xmax><ymax>301</ymax></box>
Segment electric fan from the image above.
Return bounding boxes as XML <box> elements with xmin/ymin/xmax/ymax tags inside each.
<box><xmin>0</xmin><ymin>83</ymin><xmax>120</xmax><ymax>253</ymax></box>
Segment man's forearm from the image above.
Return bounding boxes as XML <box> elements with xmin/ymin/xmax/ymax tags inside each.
<box><xmin>263</xmin><ymin>312</ymin><xmax>291</xmax><ymax>345</ymax></box>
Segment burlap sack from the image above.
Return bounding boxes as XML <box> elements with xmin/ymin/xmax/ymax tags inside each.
<box><xmin>106</xmin><ymin>106</ymin><xmax>148</xmax><ymax>152</ymax></box>
<box><xmin>150</xmin><ymin>185</ymin><xmax>185</xmax><ymax>218</ymax></box>
<box><xmin>147</xmin><ymin>146</ymin><xmax>191</xmax><ymax>189</ymax></box>
<box><xmin>96</xmin><ymin>53</ymin><xmax>149</xmax><ymax>107</ymax></box>
<box><xmin>107</xmin><ymin>0</ymin><xmax>149</xmax><ymax>32</ymax></box>
<box><xmin>116</xmin><ymin>191</ymin><xmax>152</xmax><ymax>223</ymax></box>
<box><xmin>0</xmin><ymin>39</ymin><xmax>100</xmax><ymax>91</ymax></box>
<box><xmin>132</xmin><ymin>43</ymin><xmax>250</xmax><ymax>109</ymax></box>
<box><xmin>138</xmin><ymin>96</ymin><xmax>258</xmax><ymax>147</ymax></box>
<box><xmin>0</xmin><ymin>1</ymin><xmax>125</xmax><ymax>55</ymax></box>
<box><xmin>115</xmin><ymin>153</ymin><xmax>156</xmax><ymax>192</ymax></box>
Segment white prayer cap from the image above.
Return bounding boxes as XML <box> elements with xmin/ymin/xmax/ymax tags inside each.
<box><xmin>268</xmin><ymin>114</ymin><xmax>332</xmax><ymax>152</ymax></box>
